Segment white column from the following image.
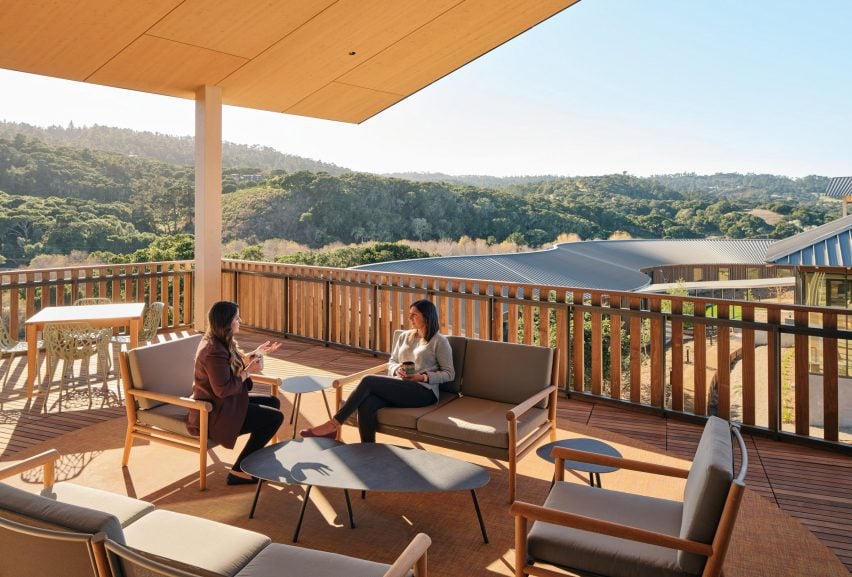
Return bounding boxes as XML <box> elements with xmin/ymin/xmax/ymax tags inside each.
<box><xmin>194</xmin><ymin>85</ymin><xmax>223</xmax><ymax>332</ymax></box>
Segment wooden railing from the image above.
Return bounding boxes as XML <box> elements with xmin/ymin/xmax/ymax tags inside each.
<box><xmin>3</xmin><ymin>259</ymin><xmax>848</xmax><ymax>448</ymax></box>
<box><xmin>224</xmin><ymin>259</ymin><xmax>852</xmax><ymax>448</ymax></box>
<box><xmin>0</xmin><ymin>261</ymin><xmax>194</xmax><ymax>338</ymax></box>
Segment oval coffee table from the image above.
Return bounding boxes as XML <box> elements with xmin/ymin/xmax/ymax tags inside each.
<box><xmin>241</xmin><ymin>439</ymin><xmax>490</xmax><ymax>543</ymax></box>
<box><xmin>536</xmin><ymin>438</ymin><xmax>623</xmax><ymax>488</ymax></box>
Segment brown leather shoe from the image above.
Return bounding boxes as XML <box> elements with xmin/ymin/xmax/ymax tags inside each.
<box><xmin>226</xmin><ymin>473</ymin><xmax>258</xmax><ymax>485</ymax></box>
<box><xmin>299</xmin><ymin>428</ymin><xmax>337</xmax><ymax>439</ymax></box>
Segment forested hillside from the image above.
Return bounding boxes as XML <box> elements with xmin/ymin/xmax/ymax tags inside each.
<box><xmin>0</xmin><ymin>124</ymin><xmax>839</xmax><ymax>269</ymax></box>
<box><xmin>383</xmin><ymin>172</ymin><xmax>559</xmax><ymax>189</ymax></box>
<box><xmin>0</xmin><ymin>121</ymin><xmax>348</xmax><ymax>174</ymax></box>
<box><xmin>650</xmin><ymin>173</ymin><xmax>828</xmax><ymax>200</ymax></box>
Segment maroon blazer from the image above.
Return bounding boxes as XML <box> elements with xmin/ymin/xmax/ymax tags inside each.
<box><xmin>185</xmin><ymin>336</ymin><xmax>251</xmax><ymax>449</ymax></box>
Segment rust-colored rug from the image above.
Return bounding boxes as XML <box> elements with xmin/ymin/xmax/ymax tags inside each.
<box><xmin>4</xmin><ymin>416</ymin><xmax>847</xmax><ymax>577</ymax></box>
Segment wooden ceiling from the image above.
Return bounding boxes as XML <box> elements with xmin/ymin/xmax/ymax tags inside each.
<box><xmin>0</xmin><ymin>0</ymin><xmax>579</xmax><ymax>124</ymax></box>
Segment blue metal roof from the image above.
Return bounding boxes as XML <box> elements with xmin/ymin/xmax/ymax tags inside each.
<box><xmin>766</xmin><ymin>215</ymin><xmax>852</xmax><ymax>266</ymax></box>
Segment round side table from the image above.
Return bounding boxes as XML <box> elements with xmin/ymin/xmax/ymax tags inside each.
<box><xmin>280</xmin><ymin>375</ymin><xmax>335</xmax><ymax>439</ymax></box>
<box><xmin>536</xmin><ymin>438</ymin><xmax>623</xmax><ymax>488</ymax></box>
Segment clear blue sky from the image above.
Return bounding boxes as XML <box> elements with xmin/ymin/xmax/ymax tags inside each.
<box><xmin>1</xmin><ymin>0</ymin><xmax>849</xmax><ymax>178</ymax></box>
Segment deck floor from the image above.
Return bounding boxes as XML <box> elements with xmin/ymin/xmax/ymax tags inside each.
<box><xmin>1</xmin><ymin>329</ymin><xmax>850</xmax><ymax>572</ymax></box>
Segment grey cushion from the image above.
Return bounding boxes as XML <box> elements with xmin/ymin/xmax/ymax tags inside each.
<box><xmin>122</xmin><ymin>509</ymin><xmax>270</xmax><ymax>577</ymax></box>
<box><xmin>0</xmin><ymin>483</ymin><xmax>126</xmax><ymax>544</ymax></box>
<box><xmin>236</xmin><ymin>542</ymin><xmax>396</xmax><ymax>577</ymax></box>
<box><xmin>138</xmin><ymin>403</ymin><xmax>196</xmax><ymax>437</ymax></box>
<box><xmin>678</xmin><ymin>417</ymin><xmax>733</xmax><ymax>574</ymax></box>
<box><xmin>377</xmin><ymin>391</ymin><xmax>455</xmax><ymax>429</ymax></box>
<box><xmin>528</xmin><ymin>481</ymin><xmax>690</xmax><ymax>577</ymax></box>
<box><xmin>416</xmin><ymin>396</ymin><xmax>548</xmax><ymax>449</ymax></box>
<box><xmin>128</xmin><ymin>334</ymin><xmax>202</xmax><ymax>410</ymax></box>
<box><xmin>441</xmin><ymin>336</ymin><xmax>467</xmax><ymax>393</ymax></box>
<box><xmin>40</xmin><ymin>482</ymin><xmax>155</xmax><ymax>527</ymax></box>
<box><xmin>460</xmin><ymin>339</ymin><xmax>553</xmax><ymax>406</ymax></box>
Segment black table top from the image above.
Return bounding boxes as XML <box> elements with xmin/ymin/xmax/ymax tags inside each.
<box><xmin>536</xmin><ymin>438</ymin><xmax>623</xmax><ymax>474</ymax></box>
<box><xmin>242</xmin><ymin>440</ymin><xmax>490</xmax><ymax>492</ymax></box>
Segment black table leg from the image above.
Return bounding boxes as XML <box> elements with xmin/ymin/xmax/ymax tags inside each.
<box><xmin>293</xmin><ymin>485</ymin><xmax>312</xmax><ymax>543</ymax></box>
<box><xmin>343</xmin><ymin>489</ymin><xmax>355</xmax><ymax>528</ymax></box>
<box><xmin>594</xmin><ymin>472</ymin><xmax>602</xmax><ymax>487</ymax></box>
<box><xmin>290</xmin><ymin>393</ymin><xmax>302</xmax><ymax>439</ymax></box>
<box><xmin>248</xmin><ymin>480</ymin><xmax>264</xmax><ymax>519</ymax></box>
<box><xmin>470</xmin><ymin>489</ymin><xmax>488</xmax><ymax>544</ymax></box>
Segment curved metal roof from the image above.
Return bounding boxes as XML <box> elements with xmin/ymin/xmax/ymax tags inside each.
<box><xmin>355</xmin><ymin>239</ymin><xmax>774</xmax><ymax>291</ymax></box>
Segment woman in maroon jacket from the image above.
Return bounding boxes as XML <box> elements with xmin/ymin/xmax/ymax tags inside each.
<box><xmin>186</xmin><ymin>301</ymin><xmax>283</xmax><ymax>485</ymax></box>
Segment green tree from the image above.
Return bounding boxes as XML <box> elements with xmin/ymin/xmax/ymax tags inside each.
<box><xmin>275</xmin><ymin>242</ymin><xmax>433</xmax><ymax>268</ymax></box>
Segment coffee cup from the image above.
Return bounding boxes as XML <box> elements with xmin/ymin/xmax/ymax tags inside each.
<box><xmin>402</xmin><ymin>361</ymin><xmax>415</xmax><ymax>375</ymax></box>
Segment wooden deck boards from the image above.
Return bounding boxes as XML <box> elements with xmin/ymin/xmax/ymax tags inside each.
<box><xmin>1</xmin><ymin>329</ymin><xmax>850</xmax><ymax>572</ymax></box>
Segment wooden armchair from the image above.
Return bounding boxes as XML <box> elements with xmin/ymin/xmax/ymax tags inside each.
<box><xmin>118</xmin><ymin>335</ymin><xmax>280</xmax><ymax>490</ymax></box>
<box><xmin>511</xmin><ymin>417</ymin><xmax>748</xmax><ymax>577</ymax></box>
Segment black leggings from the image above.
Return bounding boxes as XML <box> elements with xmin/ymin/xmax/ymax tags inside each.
<box><xmin>234</xmin><ymin>395</ymin><xmax>283</xmax><ymax>472</ymax></box>
<box><xmin>334</xmin><ymin>375</ymin><xmax>435</xmax><ymax>443</ymax></box>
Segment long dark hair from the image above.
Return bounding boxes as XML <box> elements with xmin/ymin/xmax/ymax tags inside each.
<box><xmin>206</xmin><ymin>300</ymin><xmax>243</xmax><ymax>375</ymax></box>
<box><xmin>411</xmin><ymin>299</ymin><xmax>440</xmax><ymax>342</ymax></box>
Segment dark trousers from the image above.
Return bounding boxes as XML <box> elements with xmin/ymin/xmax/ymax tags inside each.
<box><xmin>334</xmin><ymin>375</ymin><xmax>435</xmax><ymax>443</ymax></box>
<box><xmin>234</xmin><ymin>395</ymin><xmax>283</xmax><ymax>472</ymax></box>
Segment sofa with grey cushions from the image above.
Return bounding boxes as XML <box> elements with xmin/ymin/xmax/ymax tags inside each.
<box><xmin>333</xmin><ymin>333</ymin><xmax>559</xmax><ymax>502</ymax></box>
<box><xmin>0</xmin><ymin>449</ymin><xmax>430</xmax><ymax>577</ymax></box>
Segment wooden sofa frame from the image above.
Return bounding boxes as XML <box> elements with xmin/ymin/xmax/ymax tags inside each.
<box><xmin>333</xmin><ymin>336</ymin><xmax>559</xmax><ymax>502</ymax></box>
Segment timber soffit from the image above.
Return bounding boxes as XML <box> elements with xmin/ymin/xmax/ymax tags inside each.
<box><xmin>0</xmin><ymin>0</ymin><xmax>579</xmax><ymax>124</ymax></box>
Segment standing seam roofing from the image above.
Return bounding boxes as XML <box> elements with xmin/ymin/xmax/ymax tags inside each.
<box><xmin>825</xmin><ymin>177</ymin><xmax>852</xmax><ymax>197</ymax></box>
<box><xmin>354</xmin><ymin>239</ymin><xmax>773</xmax><ymax>291</ymax></box>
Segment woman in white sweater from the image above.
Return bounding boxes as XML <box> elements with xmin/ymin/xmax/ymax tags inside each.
<box><xmin>300</xmin><ymin>299</ymin><xmax>454</xmax><ymax>442</ymax></box>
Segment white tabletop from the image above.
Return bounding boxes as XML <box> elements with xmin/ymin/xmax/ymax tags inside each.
<box><xmin>26</xmin><ymin>303</ymin><xmax>146</xmax><ymax>324</ymax></box>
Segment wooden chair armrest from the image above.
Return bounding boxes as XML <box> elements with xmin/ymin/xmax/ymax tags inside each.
<box><xmin>550</xmin><ymin>447</ymin><xmax>690</xmax><ymax>478</ymax></box>
<box><xmin>332</xmin><ymin>363</ymin><xmax>389</xmax><ymax>389</ymax></box>
<box><xmin>128</xmin><ymin>389</ymin><xmax>213</xmax><ymax>412</ymax></box>
<box><xmin>382</xmin><ymin>532</ymin><xmax>432</xmax><ymax>577</ymax></box>
<box><xmin>507</xmin><ymin>385</ymin><xmax>557</xmax><ymax>421</ymax></box>
<box><xmin>510</xmin><ymin>500</ymin><xmax>712</xmax><ymax>557</ymax></box>
<box><xmin>249</xmin><ymin>374</ymin><xmax>281</xmax><ymax>397</ymax></box>
<box><xmin>0</xmin><ymin>449</ymin><xmax>60</xmax><ymax>485</ymax></box>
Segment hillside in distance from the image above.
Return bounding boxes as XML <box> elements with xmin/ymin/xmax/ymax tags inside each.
<box><xmin>383</xmin><ymin>172</ymin><xmax>561</xmax><ymax>189</ymax></box>
<box><xmin>0</xmin><ymin>121</ymin><xmax>350</xmax><ymax>175</ymax></box>
<box><xmin>650</xmin><ymin>172</ymin><xmax>828</xmax><ymax>200</ymax></box>
<box><xmin>387</xmin><ymin>171</ymin><xmax>829</xmax><ymax>201</ymax></box>
<box><xmin>0</xmin><ymin>120</ymin><xmax>840</xmax><ymax>269</ymax></box>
